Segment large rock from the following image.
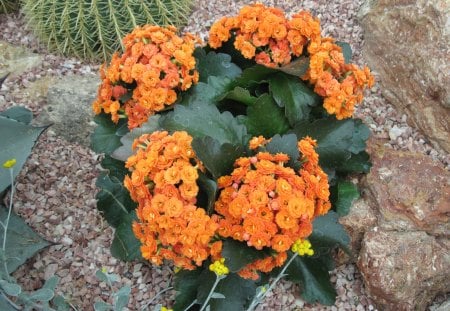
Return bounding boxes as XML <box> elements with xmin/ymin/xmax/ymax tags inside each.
<box><xmin>35</xmin><ymin>74</ymin><xmax>100</xmax><ymax>147</ymax></box>
<box><xmin>337</xmin><ymin>198</ymin><xmax>377</xmax><ymax>263</ymax></box>
<box><xmin>356</xmin><ymin>142</ymin><xmax>450</xmax><ymax>310</ymax></box>
<box><xmin>358</xmin><ymin>230</ymin><xmax>450</xmax><ymax>311</ymax></box>
<box><xmin>365</xmin><ymin>147</ymin><xmax>450</xmax><ymax>236</ymax></box>
<box><xmin>0</xmin><ymin>41</ymin><xmax>43</xmax><ymax>77</ymax></box>
<box><xmin>359</xmin><ymin>0</ymin><xmax>450</xmax><ymax>153</ymax></box>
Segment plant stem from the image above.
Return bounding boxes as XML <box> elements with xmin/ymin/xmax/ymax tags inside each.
<box><xmin>2</xmin><ymin>168</ymin><xmax>14</xmax><ymax>278</ymax></box>
<box><xmin>140</xmin><ymin>286</ymin><xmax>173</xmax><ymax>311</ymax></box>
<box><xmin>246</xmin><ymin>252</ymin><xmax>299</xmax><ymax>311</ymax></box>
<box><xmin>199</xmin><ymin>274</ymin><xmax>223</xmax><ymax>311</ymax></box>
<box><xmin>182</xmin><ymin>299</ymin><xmax>198</xmax><ymax>311</ymax></box>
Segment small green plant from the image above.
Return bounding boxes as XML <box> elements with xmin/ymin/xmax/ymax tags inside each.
<box><xmin>0</xmin><ymin>0</ymin><xmax>19</xmax><ymax>14</ymax></box>
<box><xmin>93</xmin><ymin>268</ymin><xmax>131</xmax><ymax>311</ymax></box>
<box><xmin>21</xmin><ymin>0</ymin><xmax>194</xmax><ymax>61</ymax></box>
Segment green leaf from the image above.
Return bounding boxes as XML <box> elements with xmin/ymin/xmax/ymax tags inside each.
<box><xmin>195</xmin><ymin>50</ymin><xmax>242</xmax><ymax>82</ymax></box>
<box><xmin>94</xmin><ymin>301</ymin><xmax>112</xmax><ymax>311</ymax></box>
<box><xmin>52</xmin><ymin>295</ymin><xmax>71</xmax><ymax>311</ymax></box>
<box><xmin>336</xmin><ymin>151</ymin><xmax>371</xmax><ymax>174</ymax></box>
<box><xmin>234</xmin><ymin>65</ymin><xmax>276</xmax><ymax>87</ymax></box>
<box><xmin>0</xmin><ymin>208</ymin><xmax>51</xmax><ymax>273</ymax></box>
<box><xmin>286</xmin><ymin>255</ymin><xmax>336</xmax><ymax>305</ymax></box>
<box><xmin>91</xmin><ymin>113</ymin><xmax>128</xmax><ymax>155</ymax></box>
<box><xmin>197</xmin><ymin>172</ymin><xmax>218</xmax><ymax>214</ymax></box>
<box><xmin>29</xmin><ymin>288</ymin><xmax>54</xmax><ymax>302</ymax></box>
<box><xmin>192</xmin><ymin>137</ymin><xmax>245</xmax><ymax>180</ymax></box>
<box><xmin>99</xmin><ymin>156</ymin><xmax>129</xmax><ymax>182</ymax></box>
<box><xmin>0</xmin><ymin>116</ymin><xmax>48</xmax><ymax>193</ymax></box>
<box><xmin>265</xmin><ymin>134</ymin><xmax>300</xmax><ymax>170</ymax></box>
<box><xmin>114</xmin><ymin>286</ymin><xmax>131</xmax><ymax>311</ymax></box>
<box><xmin>209</xmin><ymin>273</ymin><xmax>257</xmax><ymax>311</ymax></box>
<box><xmin>43</xmin><ymin>276</ymin><xmax>59</xmax><ymax>291</ymax></box>
<box><xmin>111</xmin><ymin>115</ymin><xmax>161</xmax><ymax>162</ymax></box>
<box><xmin>0</xmin><ymin>106</ymin><xmax>33</xmax><ymax>124</ymax></box>
<box><xmin>336</xmin><ymin>41</ymin><xmax>352</xmax><ymax>63</ymax></box>
<box><xmin>173</xmin><ymin>268</ymin><xmax>202</xmax><ymax>311</ymax></box>
<box><xmin>0</xmin><ymin>280</ymin><xmax>22</xmax><ymax>296</ymax></box>
<box><xmin>220</xmin><ymin>87</ymin><xmax>258</xmax><ymax>106</ymax></box>
<box><xmin>95</xmin><ymin>173</ymin><xmax>136</xmax><ymax>228</ymax></box>
<box><xmin>269</xmin><ymin>73</ymin><xmax>320</xmax><ymax>126</ymax></box>
<box><xmin>276</xmin><ymin>56</ymin><xmax>310</xmax><ymax>77</ymax></box>
<box><xmin>332</xmin><ymin>181</ymin><xmax>360</xmax><ymax>216</ymax></box>
<box><xmin>115</xmin><ymin>285</ymin><xmax>131</xmax><ymax>297</ymax></box>
<box><xmin>196</xmin><ymin>269</ymin><xmax>216</xmax><ymax>305</ymax></box>
<box><xmin>95</xmin><ymin>270</ymin><xmax>109</xmax><ymax>283</ymax></box>
<box><xmin>245</xmin><ymin>94</ymin><xmax>290</xmax><ymax>137</ymax></box>
<box><xmin>107</xmin><ymin>273</ymin><xmax>120</xmax><ymax>284</ymax></box>
<box><xmin>0</xmin><ymin>295</ymin><xmax>15</xmax><ymax>311</ymax></box>
<box><xmin>221</xmin><ymin>239</ymin><xmax>271</xmax><ymax>273</ymax></box>
<box><xmin>110</xmin><ymin>212</ymin><xmax>142</xmax><ymax>261</ymax></box>
<box><xmin>349</xmin><ymin>120</ymin><xmax>370</xmax><ymax>154</ymax></box>
<box><xmin>291</xmin><ymin>118</ymin><xmax>367</xmax><ymax>170</ymax></box>
<box><xmin>309</xmin><ymin>211</ymin><xmax>350</xmax><ymax>256</ymax></box>
<box><xmin>160</xmin><ymin>103</ymin><xmax>248</xmax><ymax>146</ymax></box>
<box><xmin>180</xmin><ymin>76</ymin><xmax>234</xmax><ymax>107</ymax></box>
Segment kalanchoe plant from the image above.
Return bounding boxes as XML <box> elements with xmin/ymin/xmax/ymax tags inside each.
<box><xmin>91</xmin><ymin>3</ymin><xmax>373</xmax><ymax>310</ymax></box>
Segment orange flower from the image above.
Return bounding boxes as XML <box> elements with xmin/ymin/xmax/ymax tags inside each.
<box><xmin>126</xmin><ymin>131</ymin><xmax>218</xmax><ymax>270</ymax></box>
<box><xmin>275</xmin><ymin>209</ymin><xmax>297</xmax><ymax>229</ymax></box>
<box><xmin>271</xmin><ymin>234</ymin><xmax>292</xmax><ymax>252</ymax></box>
<box><xmin>92</xmin><ymin>25</ymin><xmax>200</xmax><ymax>129</ymax></box>
<box><xmin>214</xmin><ymin>135</ymin><xmax>330</xmax><ymax>273</ymax></box>
<box><xmin>164</xmin><ymin>197</ymin><xmax>184</xmax><ymax>217</ymax></box>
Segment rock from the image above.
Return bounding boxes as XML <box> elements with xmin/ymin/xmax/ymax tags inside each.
<box><xmin>359</xmin><ymin>0</ymin><xmax>450</xmax><ymax>153</ymax></box>
<box><xmin>0</xmin><ymin>41</ymin><xmax>43</xmax><ymax>77</ymax></box>
<box><xmin>364</xmin><ymin>145</ymin><xmax>450</xmax><ymax>236</ymax></box>
<box><xmin>358</xmin><ymin>230</ymin><xmax>450</xmax><ymax>311</ymax></box>
<box><xmin>432</xmin><ymin>298</ymin><xmax>450</xmax><ymax>311</ymax></box>
<box><xmin>35</xmin><ymin>74</ymin><xmax>100</xmax><ymax>147</ymax></box>
<box><xmin>337</xmin><ymin>198</ymin><xmax>378</xmax><ymax>263</ymax></box>
<box><xmin>388</xmin><ymin>125</ymin><xmax>407</xmax><ymax>141</ymax></box>
<box><xmin>13</xmin><ymin>75</ymin><xmax>59</xmax><ymax>101</ymax></box>
<box><xmin>355</xmin><ymin>142</ymin><xmax>450</xmax><ymax>310</ymax></box>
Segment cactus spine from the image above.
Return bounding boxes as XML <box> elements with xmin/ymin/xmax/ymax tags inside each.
<box><xmin>22</xmin><ymin>0</ymin><xmax>193</xmax><ymax>61</ymax></box>
<box><xmin>0</xmin><ymin>0</ymin><xmax>19</xmax><ymax>13</ymax></box>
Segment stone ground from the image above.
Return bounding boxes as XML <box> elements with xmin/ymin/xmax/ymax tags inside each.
<box><xmin>0</xmin><ymin>0</ymin><xmax>448</xmax><ymax>310</ymax></box>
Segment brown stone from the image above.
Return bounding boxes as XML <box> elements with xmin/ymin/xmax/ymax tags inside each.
<box><xmin>359</xmin><ymin>0</ymin><xmax>450</xmax><ymax>153</ymax></box>
<box><xmin>358</xmin><ymin>230</ymin><xmax>450</xmax><ymax>311</ymax></box>
<box><xmin>337</xmin><ymin>198</ymin><xmax>378</xmax><ymax>263</ymax></box>
<box><xmin>364</xmin><ymin>145</ymin><xmax>450</xmax><ymax>236</ymax></box>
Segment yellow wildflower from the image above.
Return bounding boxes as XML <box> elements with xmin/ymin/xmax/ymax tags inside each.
<box><xmin>209</xmin><ymin>258</ymin><xmax>230</xmax><ymax>276</ymax></box>
<box><xmin>291</xmin><ymin>239</ymin><xmax>314</xmax><ymax>256</ymax></box>
<box><xmin>2</xmin><ymin>158</ymin><xmax>16</xmax><ymax>169</ymax></box>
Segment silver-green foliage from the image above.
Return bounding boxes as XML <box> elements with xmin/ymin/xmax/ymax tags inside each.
<box><xmin>22</xmin><ymin>0</ymin><xmax>193</xmax><ymax>61</ymax></box>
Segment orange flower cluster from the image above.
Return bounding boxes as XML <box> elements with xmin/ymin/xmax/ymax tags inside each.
<box><xmin>92</xmin><ymin>25</ymin><xmax>200</xmax><ymax>129</ymax></box>
<box><xmin>214</xmin><ymin>136</ymin><xmax>331</xmax><ymax>278</ymax></box>
<box><xmin>208</xmin><ymin>3</ymin><xmax>374</xmax><ymax>119</ymax></box>
<box><xmin>208</xmin><ymin>3</ymin><xmax>320</xmax><ymax>67</ymax></box>
<box><xmin>304</xmin><ymin>38</ymin><xmax>375</xmax><ymax>119</ymax></box>
<box><xmin>124</xmin><ymin>131</ymin><xmax>219</xmax><ymax>270</ymax></box>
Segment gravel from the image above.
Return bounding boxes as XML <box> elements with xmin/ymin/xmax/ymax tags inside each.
<box><xmin>0</xmin><ymin>0</ymin><xmax>448</xmax><ymax>310</ymax></box>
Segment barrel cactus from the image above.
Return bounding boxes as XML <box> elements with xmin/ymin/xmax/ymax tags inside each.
<box><xmin>21</xmin><ymin>0</ymin><xmax>193</xmax><ymax>61</ymax></box>
<box><xmin>0</xmin><ymin>0</ymin><xmax>19</xmax><ymax>13</ymax></box>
